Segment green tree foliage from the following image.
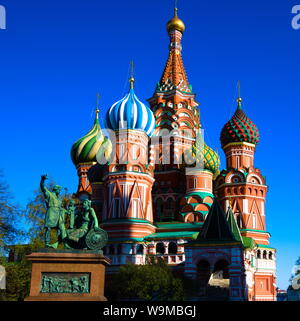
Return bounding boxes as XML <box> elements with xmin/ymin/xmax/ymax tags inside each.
<box><xmin>0</xmin><ymin>170</ymin><xmax>24</xmax><ymax>256</ymax></box>
<box><xmin>106</xmin><ymin>257</ymin><xmax>184</xmax><ymax>301</ymax></box>
<box><xmin>0</xmin><ymin>246</ymin><xmax>32</xmax><ymax>301</ymax></box>
<box><xmin>0</xmin><ymin>176</ymin><xmax>71</xmax><ymax>301</ymax></box>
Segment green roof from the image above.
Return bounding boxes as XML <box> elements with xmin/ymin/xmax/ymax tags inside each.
<box><xmin>102</xmin><ymin>218</ymin><xmax>154</xmax><ymax>225</ymax></box>
<box><xmin>257</xmin><ymin>244</ymin><xmax>276</xmax><ymax>250</ymax></box>
<box><xmin>155</xmin><ymin>222</ymin><xmax>203</xmax><ymax>230</ymax></box>
<box><xmin>145</xmin><ymin>231</ymin><xmax>199</xmax><ymax>241</ymax></box>
<box><xmin>107</xmin><ymin>237</ymin><xmax>145</xmax><ymax>243</ymax></box>
<box><xmin>183</xmin><ymin>191</ymin><xmax>214</xmax><ymax>199</ymax></box>
<box><xmin>187</xmin><ymin>239</ymin><xmax>241</xmax><ymax>246</ymax></box>
<box><xmin>241</xmin><ymin>228</ymin><xmax>270</xmax><ymax>234</ymax></box>
<box><xmin>198</xmin><ymin>198</ymin><xmax>236</xmax><ymax>241</ymax></box>
<box><xmin>226</xmin><ymin>207</ymin><xmax>243</xmax><ymax>243</ymax></box>
<box><xmin>180</xmin><ymin>211</ymin><xmax>209</xmax><ymax>217</ymax></box>
<box><xmin>242</xmin><ymin>237</ymin><xmax>257</xmax><ymax>250</ymax></box>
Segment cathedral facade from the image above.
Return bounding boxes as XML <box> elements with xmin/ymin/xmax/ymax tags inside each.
<box><xmin>70</xmin><ymin>8</ymin><xmax>276</xmax><ymax>301</ymax></box>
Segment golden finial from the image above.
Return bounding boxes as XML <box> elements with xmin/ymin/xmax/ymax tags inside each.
<box><xmin>236</xmin><ymin>80</ymin><xmax>242</xmax><ymax>107</ymax></box>
<box><xmin>167</xmin><ymin>0</ymin><xmax>185</xmax><ymax>33</ymax></box>
<box><xmin>129</xmin><ymin>61</ymin><xmax>135</xmax><ymax>89</ymax></box>
<box><xmin>96</xmin><ymin>93</ymin><xmax>100</xmax><ymax>119</ymax></box>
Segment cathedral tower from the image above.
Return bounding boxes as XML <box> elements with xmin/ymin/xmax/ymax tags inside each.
<box><xmin>103</xmin><ymin>76</ymin><xmax>156</xmax><ymax>245</ymax></box>
<box><xmin>148</xmin><ymin>8</ymin><xmax>203</xmax><ymax>221</ymax></box>
<box><xmin>215</xmin><ymin>93</ymin><xmax>276</xmax><ymax>301</ymax></box>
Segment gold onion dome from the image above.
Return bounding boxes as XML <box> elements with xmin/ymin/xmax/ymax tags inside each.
<box><xmin>71</xmin><ymin>109</ymin><xmax>112</xmax><ymax>166</ymax></box>
<box><xmin>167</xmin><ymin>8</ymin><xmax>185</xmax><ymax>33</ymax></box>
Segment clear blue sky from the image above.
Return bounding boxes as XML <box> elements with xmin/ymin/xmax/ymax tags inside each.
<box><xmin>0</xmin><ymin>0</ymin><xmax>299</xmax><ymax>290</ymax></box>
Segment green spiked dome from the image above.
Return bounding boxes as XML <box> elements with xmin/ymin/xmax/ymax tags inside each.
<box><xmin>220</xmin><ymin>98</ymin><xmax>260</xmax><ymax>148</ymax></box>
<box><xmin>185</xmin><ymin>135</ymin><xmax>220</xmax><ymax>176</ymax></box>
<box><xmin>71</xmin><ymin>110</ymin><xmax>112</xmax><ymax>166</ymax></box>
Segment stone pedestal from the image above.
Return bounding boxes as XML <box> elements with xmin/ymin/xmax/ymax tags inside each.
<box><xmin>25</xmin><ymin>250</ymin><xmax>111</xmax><ymax>301</ymax></box>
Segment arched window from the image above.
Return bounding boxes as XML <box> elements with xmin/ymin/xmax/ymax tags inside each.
<box><xmin>268</xmin><ymin>252</ymin><xmax>273</xmax><ymax>260</ymax></box>
<box><xmin>156</xmin><ymin>243</ymin><xmax>165</xmax><ymax>255</ymax></box>
<box><xmin>164</xmin><ymin>198</ymin><xmax>175</xmax><ymax>221</ymax></box>
<box><xmin>263</xmin><ymin>250</ymin><xmax>267</xmax><ymax>259</ymax></box>
<box><xmin>257</xmin><ymin>250</ymin><xmax>261</xmax><ymax>259</ymax></box>
<box><xmin>166</xmin><ymin>198</ymin><xmax>174</xmax><ymax>210</ymax></box>
<box><xmin>213</xmin><ymin>259</ymin><xmax>230</xmax><ymax>279</ymax></box>
<box><xmin>168</xmin><ymin>242</ymin><xmax>177</xmax><ymax>254</ymax></box>
<box><xmin>156</xmin><ymin>198</ymin><xmax>163</xmax><ymax>219</ymax></box>
<box><xmin>109</xmin><ymin>245</ymin><xmax>115</xmax><ymax>255</ymax></box>
<box><xmin>136</xmin><ymin>244</ymin><xmax>144</xmax><ymax>255</ymax></box>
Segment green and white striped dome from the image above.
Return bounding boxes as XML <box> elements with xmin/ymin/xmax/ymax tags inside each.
<box><xmin>71</xmin><ymin>111</ymin><xmax>112</xmax><ymax>166</ymax></box>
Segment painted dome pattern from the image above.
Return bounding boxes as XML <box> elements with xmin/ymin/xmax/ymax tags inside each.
<box><xmin>185</xmin><ymin>136</ymin><xmax>220</xmax><ymax>176</ymax></box>
<box><xmin>106</xmin><ymin>87</ymin><xmax>155</xmax><ymax>137</ymax></box>
<box><xmin>220</xmin><ymin>100</ymin><xmax>260</xmax><ymax>147</ymax></box>
<box><xmin>71</xmin><ymin>114</ymin><xmax>112</xmax><ymax>166</ymax></box>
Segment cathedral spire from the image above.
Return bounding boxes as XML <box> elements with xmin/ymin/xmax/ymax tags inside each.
<box><xmin>159</xmin><ymin>7</ymin><xmax>190</xmax><ymax>92</ymax></box>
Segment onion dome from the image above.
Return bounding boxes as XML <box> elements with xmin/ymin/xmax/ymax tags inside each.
<box><xmin>167</xmin><ymin>8</ymin><xmax>185</xmax><ymax>34</ymax></box>
<box><xmin>106</xmin><ymin>77</ymin><xmax>155</xmax><ymax>137</ymax></box>
<box><xmin>71</xmin><ymin>109</ymin><xmax>112</xmax><ymax>166</ymax></box>
<box><xmin>185</xmin><ymin>136</ymin><xmax>220</xmax><ymax>176</ymax></box>
<box><xmin>220</xmin><ymin>98</ymin><xmax>260</xmax><ymax>148</ymax></box>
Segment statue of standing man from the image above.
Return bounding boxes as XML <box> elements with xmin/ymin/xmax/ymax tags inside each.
<box><xmin>40</xmin><ymin>175</ymin><xmax>67</xmax><ymax>248</ymax></box>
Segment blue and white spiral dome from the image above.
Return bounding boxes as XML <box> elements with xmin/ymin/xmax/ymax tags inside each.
<box><xmin>106</xmin><ymin>83</ymin><xmax>155</xmax><ymax>137</ymax></box>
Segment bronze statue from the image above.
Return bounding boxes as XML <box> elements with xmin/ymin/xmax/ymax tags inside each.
<box><xmin>65</xmin><ymin>199</ymin><xmax>107</xmax><ymax>251</ymax></box>
<box><xmin>40</xmin><ymin>174</ymin><xmax>107</xmax><ymax>251</ymax></box>
<box><xmin>66</xmin><ymin>199</ymin><xmax>76</xmax><ymax>229</ymax></box>
<box><xmin>40</xmin><ymin>175</ymin><xmax>66</xmax><ymax>248</ymax></box>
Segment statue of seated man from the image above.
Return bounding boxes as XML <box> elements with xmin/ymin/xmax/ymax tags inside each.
<box><xmin>65</xmin><ymin>199</ymin><xmax>99</xmax><ymax>249</ymax></box>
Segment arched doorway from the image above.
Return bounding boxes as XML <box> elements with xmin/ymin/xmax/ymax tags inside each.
<box><xmin>168</xmin><ymin>242</ymin><xmax>177</xmax><ymax>254</ymax></box>
<box><xmin>207</xmin><ymin>259</ymin><xmax>230</xmax><ymax>300</ymax></box>
<box><xmin>156</xmin><ymin>243</ymin><xmax>165</xmax><ymax>255</ymax></box>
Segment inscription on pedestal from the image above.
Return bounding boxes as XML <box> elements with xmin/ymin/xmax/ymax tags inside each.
<box><xmin>40</xmin><ymin>273</ymin><xmax>90</xmax><ymax>293</ymax></box>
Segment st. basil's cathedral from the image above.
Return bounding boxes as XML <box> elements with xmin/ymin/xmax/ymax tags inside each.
<box><xmin>70</xmin><ymin>8</ymin><xmax>277</xmax><ymax>301</ymax></box>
